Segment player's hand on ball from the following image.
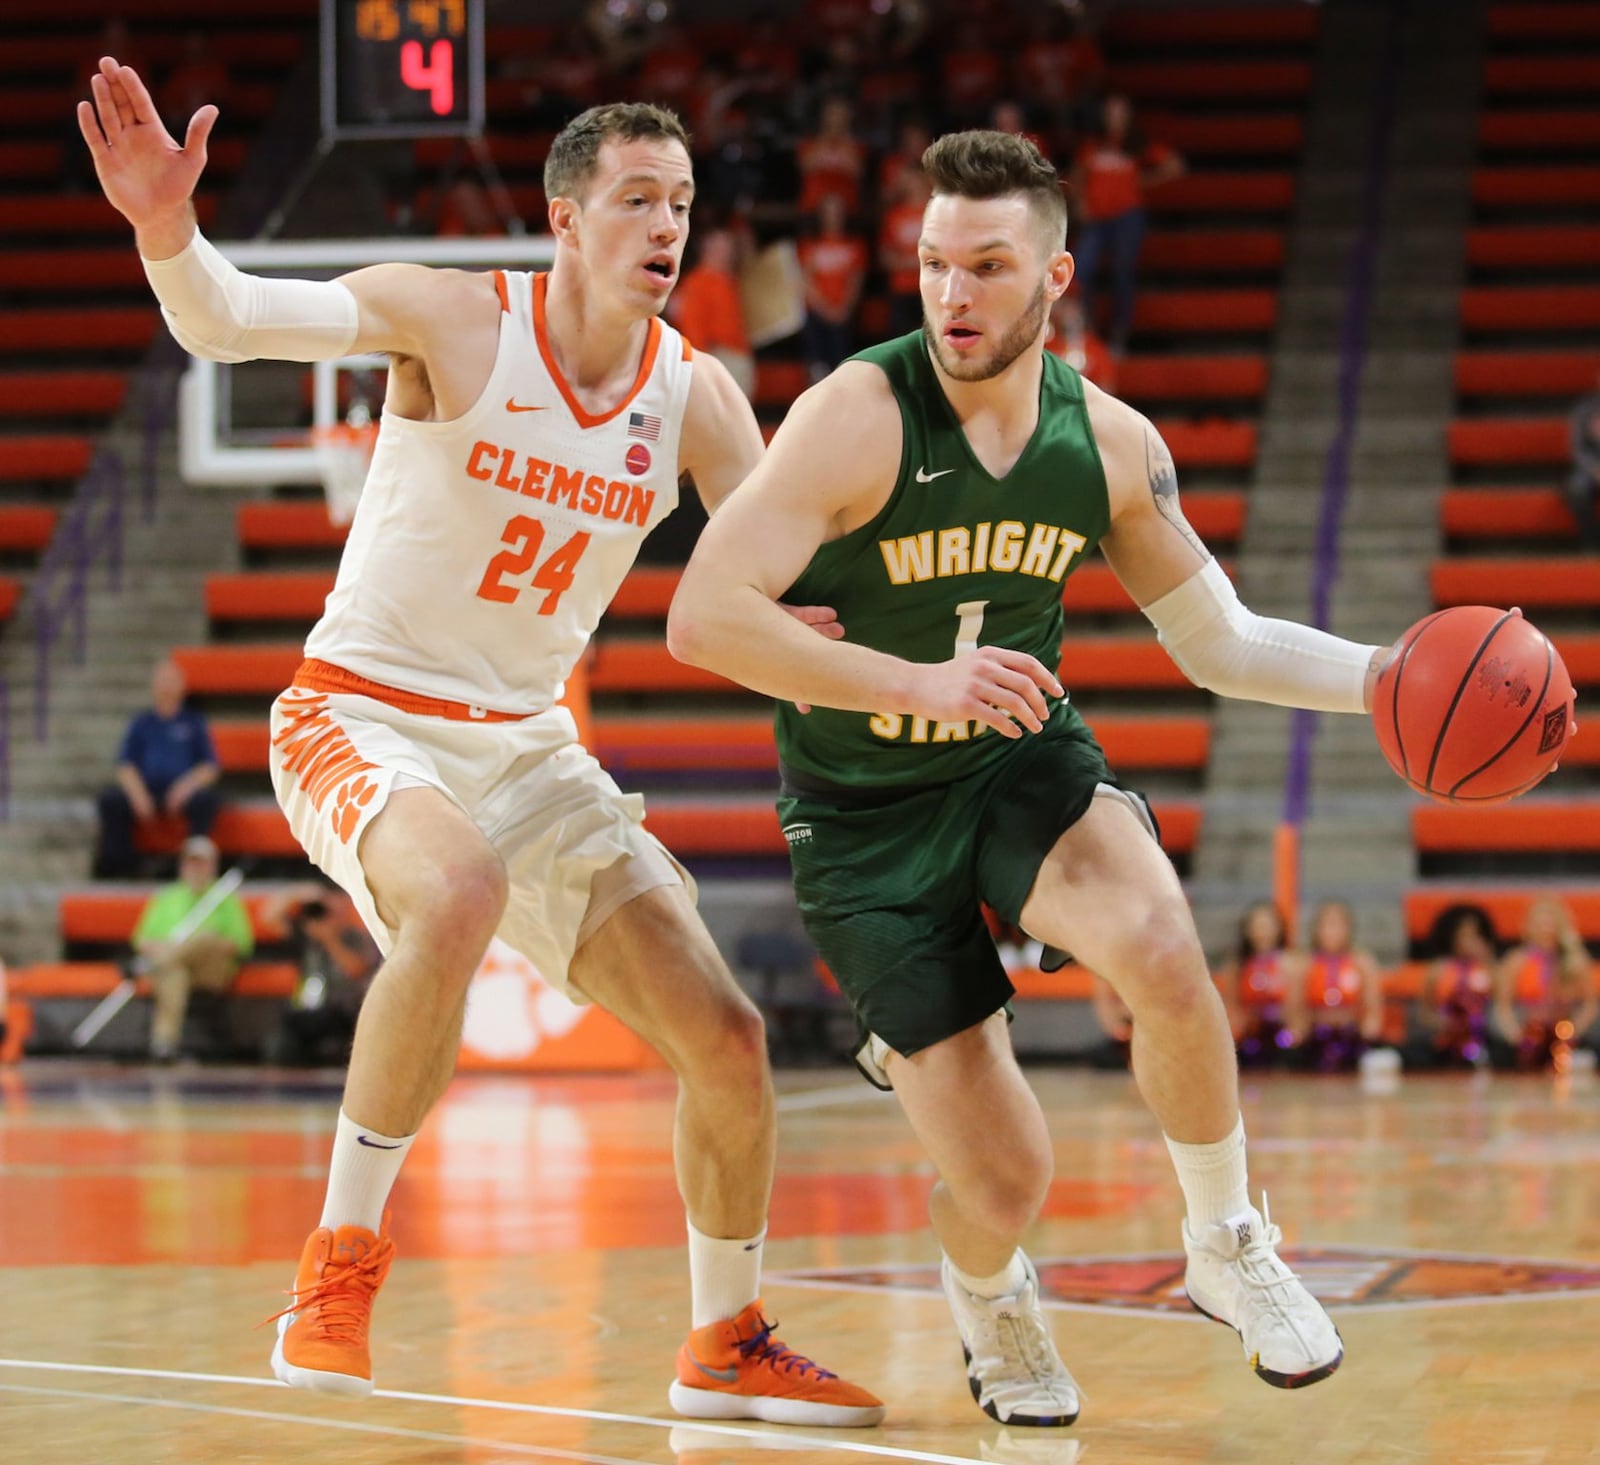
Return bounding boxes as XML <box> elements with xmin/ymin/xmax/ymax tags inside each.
<box><xmin>914</xmin><ymin>649</ymin><xmax>1064</xmax><ymax>739</ymax></box>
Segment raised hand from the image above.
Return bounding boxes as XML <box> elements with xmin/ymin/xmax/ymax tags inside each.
<box><xmin>76</xmin><ymin>56</ymin><xmax>217</xmax><ymax>232</ymax></box>
<box><xmin>908</xmin><ymin>648</ymin><xmax>1064</xmax><ymax>740</ymax></box>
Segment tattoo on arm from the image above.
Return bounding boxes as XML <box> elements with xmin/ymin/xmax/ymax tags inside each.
<box><xmin>1145</xmin><ymin>429</ymin><xmax>1209</xmax><ymax>562</ymax></box>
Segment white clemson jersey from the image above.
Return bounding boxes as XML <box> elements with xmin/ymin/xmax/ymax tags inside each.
<box><xmin>303</xmin><ymin>268</ymin><xmax>692</xmax><ymax>715</ymax></box>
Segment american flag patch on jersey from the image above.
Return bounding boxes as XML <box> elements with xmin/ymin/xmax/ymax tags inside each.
<box><xmin>628</xmin><ymin>411</ymin><xmax>662</xmax><ymax>441</ymax></box>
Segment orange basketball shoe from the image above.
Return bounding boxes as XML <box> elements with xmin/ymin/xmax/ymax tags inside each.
<box><xmin>669</xmin><ymin>1300</ymin><xmax>885</xmax><ymax>1427</ymax></box>
<box><xmin>267</xmin><ymin>1220</ymin><xmax>396</xmax><ymax>1398</ymax></box>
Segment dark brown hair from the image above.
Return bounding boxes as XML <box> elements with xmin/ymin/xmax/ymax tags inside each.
<box><xmin>920</xmin><ymin>129</ymin><xmax>1069</xmax><ymax>252</ymax></box>
<box><xmin>544</xmin><ymin>102</ymin><xmax>691</xmax><ymax>203</ymax></box>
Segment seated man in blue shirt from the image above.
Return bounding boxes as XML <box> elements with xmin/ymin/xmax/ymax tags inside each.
<box><xmin>94</xmin><ymin>657</ymin><xmax>222</xmax><ymax>877</ymax></box>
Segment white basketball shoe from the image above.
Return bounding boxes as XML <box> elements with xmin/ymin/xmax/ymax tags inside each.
<box><xmin>941</xmin><ymin>1252</ymin><xmax>1081</xmax><ymax>1427</ymax></box>
<box><xmin>1182</xmin><ymin>1194</ymin><xmax>1343</xmax><ymax>1388</ymax></box>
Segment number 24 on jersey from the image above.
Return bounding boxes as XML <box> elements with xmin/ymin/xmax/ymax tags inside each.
<box><xmin>475</xmin><ymin>515</ymin><xmax>590</xmax><ymax>613</ymax></box>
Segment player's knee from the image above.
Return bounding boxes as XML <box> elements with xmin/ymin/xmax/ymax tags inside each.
<box><xmin>695</xmin><ymin>988</ymin><xmax>768</xmax><ymax>1076</ymax></box>
<box><xmin>400</xmin><ymin>855</ymin><xmax>508</xmax><ymax>969</ymax></box>
<box><xmin>1110</xmin><ymin>912</ymin><xmax>1211</xmax><ymax>1018</ymax></box>
<box><xmin>959</xmin><ymin>1149</ymin><xmax>1053</xmax><ymax>1238</ymax></box>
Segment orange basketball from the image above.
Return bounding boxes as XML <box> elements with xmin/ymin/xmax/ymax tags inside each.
<box><xmin>1372</xmin><ymin>605</ymin><xmax>1575</xmax><ymax>804</ymax></box>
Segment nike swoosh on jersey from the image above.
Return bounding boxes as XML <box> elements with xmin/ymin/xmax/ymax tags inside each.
<box><xmin>916</xmin><ymin>466</ymin><xmax>955</xmax><ymax>482</ymax></box>
<box><xmin>505</xmin><ymin>399</ymin><xmax>547</xmax><ymax>413</ymax></box>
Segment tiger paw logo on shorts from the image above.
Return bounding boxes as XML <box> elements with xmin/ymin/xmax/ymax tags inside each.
<box><xmin>331</xmin><ymin>775</ymin><xmax>379</xmax><ymax>843</ymax></box>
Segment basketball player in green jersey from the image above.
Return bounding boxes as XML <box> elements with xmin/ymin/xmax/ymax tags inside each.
<box><xmin>670</xmin><ymin>131</ymin><xmax>1394</xmax><ymax>1425</ymax></box>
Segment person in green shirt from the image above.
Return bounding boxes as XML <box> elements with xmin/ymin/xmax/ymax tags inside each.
<box><xmin>670</xmin><ymin>130</ymin><xmax>1396</xmax><ymax>1425</ymax></box>
<box><xmin>133</xmin><ymin>835</ymin><xmax>253</xmax><ymax>1061</ymax></box>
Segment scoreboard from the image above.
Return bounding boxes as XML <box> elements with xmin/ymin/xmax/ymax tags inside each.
<box><xmin>321</xmin><ymin>0</ymin><xmax>485</xmax><ymax>140</ymax></box>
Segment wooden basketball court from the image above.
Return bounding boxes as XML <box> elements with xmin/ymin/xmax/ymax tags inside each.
<box><xmin>1</xmin><ymin>1062</ymin><xmax>1596</xmax><ymax>1464</ymax></box>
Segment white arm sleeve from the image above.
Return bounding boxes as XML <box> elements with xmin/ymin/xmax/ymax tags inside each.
<box><xmin>140</xmin><ymin>228</ymin><xmax>360</xmax><ymax>364</ymax></box>
<box><xmin>1141</xmin><ymin>558</ymin><xmax>1379</xmax><ymax>714</ymax></box>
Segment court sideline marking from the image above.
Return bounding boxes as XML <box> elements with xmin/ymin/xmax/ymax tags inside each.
<box><xmin>0</xmin><ymin>1359</ymin><xmax>987</xmax><ymax>1465</ymax></box>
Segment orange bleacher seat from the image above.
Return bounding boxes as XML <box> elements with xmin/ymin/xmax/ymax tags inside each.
<box><xmin>60</xmin><ymin>890</ymin><xmax>295</xmax><ymax>947</ymax></box>
<box><xmin>0</xmin><ymin>505</ymin><xmax>58</xmax><ymax>551</ymax></box>
<box><xmin>1432</xmin><ymin>557</ymin><xmax>1600</xmax><ymax>609</ymax></box>
<box><xmin>1149</xmin><ymin>116</ymin><xmax>1303</xmax><ymax>157</ymax></box>
<box><xmin>1105</xmin><ymin>6</ymin><xmax>1317</xmax><ymax>46</ymax></box>
<box><xmin>1145</xmin><ymin>173</ymin><xmax>1296</xmax><ymax>215</ymax></box>
<box><xmin>1484</xmin><ymin>57</ymin><xmax>1600</xmax><ymax>95</ymax></box>
<box><xmin>205</xmin><ymin>572</ymin><xmax>333</xmax><ymax>622</ymax></box>
<box><xmin>1414</xmin><ymin>802</ymin><xmax>1600</xmax><ymax>855</ymax></box>
<box><xmin>133</xmin><ymin>804</ymin><xmax>302</xmax><ymax>859</ymax></box>
<box><xmin>1139</xmin><ymin>230</ymin><xmax>1285</xmax><ymax>276</ymax></box>
<box><xmin>1487</xmin><ymin>4</ymin><xmax>1600</xmax><ymax>40</ymax></box>
<box><xmin>1454</xmin><ymin>350</ymin><xmax>1600</xmax><ymax>397</ymax></box>
<box><xmin>1552</xmin><ymin>634</ymin><xmax>1600</xmax><ymax>684</ymax></box>
<box><xmin>1108</xmin><ymin>61</ymin><xmax>1312</xmax><ymax>101</ymax></box>
<box><xmin>1465</xmin><ymin>228</ymin><xmax>1600</xmax><ymax>271</ymax></box>
<box><xmin>1133</xmin><ymin>290</ymin><xmax>1278</xmax><ymax>334</ymax></box>
<box><xmin>9</xmin><ymin>0</ymin><xmax>313</xmax><ymax>23</ymax></box>
<box><xmin>11</xmin><ymin>960</ymin><xmax>298</xmax><ymax>1002</ymax></box>
<box><xmin>0</xmin><ymin>578</ymin><xmax>19</xmax><ymax>622</ymax></box>
<box><xmin>0</xmin><ymin>371</ymin><xmax>127</xmax><ymax>417</ymax></box>
<box><xmin>0</xmin><ymin>308</ymin><xmax>159</xmax><ymax>352</ymax></box>
<box><xmin>1160</xmin><ymin>422</ymin><xmax>1258</xmax><ymax>470</ymax></box>
<box><xmin>1461</xmin><ymin>287</ymin><xmax>1600</xmax><ymax>332</ymax></box>
<box><xmin>415</xmin><ymin>132</ymin><xmax>552</xmax><ymax>171</ymax></box>
<box><xmin>0</xmin><ymin>436</ymin><xmax>92</xmax><ymax>482</ymax></box>
<box><xmin>1009</xmin><ymin>965</ymin><xmax>1097</xmax><ymax>1001</ymax></box>
<box><xmin>211</xmin><ymin>720</ymin><xmax>271</xmax><ymax>773</ymax></box>
<box><xmin>607</xmin><ymin>566</ymin><xmax>680</xmax><ymax>619</ymax></box>
<box><xmin>172</xmin><ymin>644</ymin><xmax>303</xmax><ymax>696</ymax></box>
<box><xmin>0</xmin><ymin>195</ymin><xmax>217</xmax><ymax>236</ymax></box>
<box><xmin>1118</xmin><ymin>355</ymin><xmax>1267</xmax><ymax>401</ymax></box>
<box><xmin>0</xmin><ymin>83</ymin><xmax>276</xmax><ymax>130</ymax></box>
<box><xmin>0</xmin><ymin>143</ymin><xmax>61</xmax><ymax>182</ymax></box>
<box><xmin>7</xmin><ymin>31</ymin><xmax>303</xmax><ymax>69</ymax></box>
<box><xmin>0</xmin><ymin>251</ymin><xmax>147</xmax><ymax>292</ymax></box>
<box><xmin>1440</xmin><ymin>488</ymin><xmax>1579</xmax><ymax>539</ymax></box>
<box><xmin>236</xmin><ymin>500</ymin><xmax>350</xmax><ymax>550</ymax></box>
<box><xmin>1406</xmin><ymin>887</ymin><xmax>1600</xmax><ymax>943</ymax></box>
<box><xmin>1471</xmin><ymin>167</ymin><xmax>1600</xmax><ymax>209</ymax></box>
<box><xmin>1479</xmin><ymin>111</ymin><xmax>1600</xmax><ymax>153</ymax></box>
<box><xmin>1448</xmin><ymin>418</ymin><xmax>1566</xmax><ymax>467</ymax></box>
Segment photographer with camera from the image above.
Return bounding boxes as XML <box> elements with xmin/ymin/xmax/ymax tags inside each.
<box><xmin>260</xmin><ymin>884</ymin><xmax>380</xmax><ymax>1068</ymax></box>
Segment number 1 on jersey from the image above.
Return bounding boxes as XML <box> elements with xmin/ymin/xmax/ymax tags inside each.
<box><xmin>476</xmin><ymin>515</ymin><xmax>591</xmax><ymax>614</ymax></box>
<box><xmin>953</xmin><ymin>599</ymin><xmax>988</xmax><ymax>654</ymax></box>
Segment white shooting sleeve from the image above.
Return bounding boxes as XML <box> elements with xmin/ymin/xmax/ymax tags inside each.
<box><xmin>1141</xmin><ymin>558</ymin><xmax>1379</xmax><ymax>714</ymax></box>
<box><xmin>140</xmin><ymin>228</ymin><xmax>360</xmax><ymax>363</ymax></box>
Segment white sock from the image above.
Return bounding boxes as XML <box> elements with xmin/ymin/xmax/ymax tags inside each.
<box><xmin>1166</xmin><ymin>1115</ymin><xmax>1250</xmax><ymax>1229</ymax></box>
<box><xmin>688</xmin><ymin>1219</ymin><xmax>764</xmax><ymax>1328</ymax></box>
<box><xmin>318</xmin><ymin>1109</ymin><xmax>415</xmax><ymax>1233</ymax></box>
<box><xmin>949</xmin><ymin>1248</ymin><xmax>1029</xmax><ymax>1300</ymax></box>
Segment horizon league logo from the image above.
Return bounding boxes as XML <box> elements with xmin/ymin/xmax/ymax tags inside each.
<box><xmin>782</xmin><ymin>824</ymin><xmax>814</xmax><ymax>846</ymax></box>
<box><xmin>1538</xmin><ymin>704</ymin><xmax>1569</xmax><ymax>757</ymax></box>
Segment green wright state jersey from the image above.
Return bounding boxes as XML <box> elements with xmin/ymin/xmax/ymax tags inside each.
<box><xmin>776</xmin><ymin>331</ymin><xmax>1112</xmax><ymax>793</ymax></box>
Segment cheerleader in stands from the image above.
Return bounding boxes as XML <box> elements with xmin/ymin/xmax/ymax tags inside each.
<box><xmin>1493</xmin><ymin>898</ymin><xmax>1597</xmax><ymax>1072</ymax></box>
<box><xmin>1411</xmin><ymin>903</ymin><xmax>1497</xmax><ymax>1070</ymax></box>
<box><xmin>1217</xmin><ymin>901</ymin><xmax>1302</xmax><ymax>1068</ymax></box>
<box><xmin>1287</xmin><ymin>901</ymin><xmax>1384</xmax><ymax>1072</ymax></box>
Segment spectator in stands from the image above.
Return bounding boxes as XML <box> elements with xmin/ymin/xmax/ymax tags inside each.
<box><xmin>989</xmin><ymin>101</ymin><xmax>1051</xmax><ymax>161</ymax></box>
<box><xmin>672</xmin><ymin>228</ymin><xmax>755</xmax><ymax>400</ymax></box>
<box><xmin>940</xmin><ymin>19</ymin><xmax>1005</xmax><ymax>130</ymax></box>
<box><xmin>1069</xmin><ymin>94</ymin><xmax>1185</xmax><ymax>355</ymax></box>
<box><xmin>1567</xmin><ymin>372</ymin><xmax>1600</xmax><ymax>545</ymax></box>
<box><xmin>878</xmin><ymin>165</ymin><xmax>931</xmax><ymax>338</ymax></box>
<box><xmin>634</xmin><ymin>23</ymin><xmax>702</xmax><ymax>114</ymax></box>
<box><xmin>1046</xmin><ymin>293</ymin><xmax>1116</xmax><ymax>393</ymax></box>
<box><xmin>878</xmin><ymin>117</ymin><xmax>933</xmax><ymax>208</ymax></box>
<box><xmin>158</xmin><ymin>34</ymin><xmax>229</xmax><ymax>139</ymax></box>
<box><xmin>1216</xmin><ymin>900</ymin><xmax>1302</xmax><ymax>1067</ymax></box>
<box><xmin>133</xmin><ymin>836</ymin><xmax>253</xmax><ymax>1062</ymax></box>
<box><xmin>260</xmin><ymin>883</ymin><xmax>379</xmax><ymax>1068</ymax></box>
<box><xmin>94</xmin><ymin>656</ymin><xmax>221</xmax><ymax>879</ymax></box>
<box><xmin>1016</xmin><ymin>6</ymin><xmax>1106</xmax><ymax>136</ymax></box>
<box><xmin>1409</xmin><ymin>902</ymin><xmax>1498</xmax><ymax>1069</ymax></box>
<box><xmin>1494</xmin><ymin>897</ymin><xmax>1597</xmax><ymax>1070</ymax></box>
<box><xmin>799</xmin><ymin>194</ymin><xmax>869</xmax><ymax>381</ymax></box>
<box><xmin>797</xmin><ymin>96</ymin><xmax>867</xmax><ymax>218</ymax></box>
<box><xmin>1286</xmin><ymin>901</ymin><xmax>1385</xmax><ymax>1071</ymax></box>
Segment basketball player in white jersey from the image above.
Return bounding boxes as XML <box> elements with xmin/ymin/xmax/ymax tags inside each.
<box><xmin>80</xmin><ymin>58</ymin><xmax>882</xmax><ymax>1426</ymax></box>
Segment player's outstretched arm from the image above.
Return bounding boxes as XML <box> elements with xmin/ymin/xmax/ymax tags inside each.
<box><xmin>669</xmin><ymin>364</ymin><xmax>1061</xmax><ymax>737</ymax></box>
<box><xmin>1090</xmin><ymin>383</ymin><xmax>1388</xmax><ymax>714</ymax></box>
<box><xmin>81</xmin><ymin>55</ymin><xmax>461</xmax><ymax>366</ymax></box>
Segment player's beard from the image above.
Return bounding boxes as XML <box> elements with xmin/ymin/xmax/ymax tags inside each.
<box><xmin>924</xmin><ymin>280</ymin><xmax>1050</xmax><ymax>382</ymax></box>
